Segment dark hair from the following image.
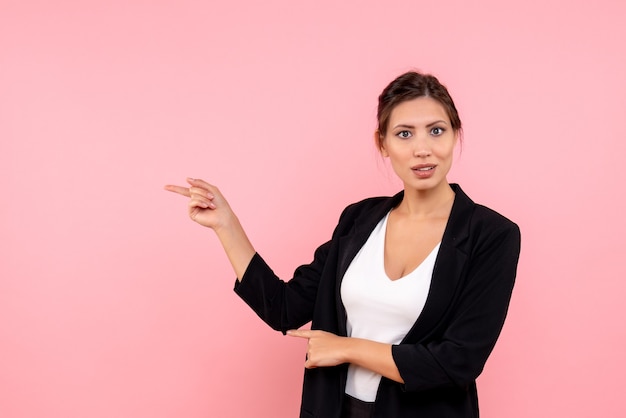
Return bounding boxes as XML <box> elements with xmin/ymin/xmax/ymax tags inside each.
<box><xmin>376</xmin><ymin>71</ymin><xmax>462</xmax><ymax>149</ymax></box>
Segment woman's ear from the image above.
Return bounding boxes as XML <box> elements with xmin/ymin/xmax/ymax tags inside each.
<box><xmin>375</xmin><ymin>130</ymin><xmax>388</xmax><ymax>157</ymax></box>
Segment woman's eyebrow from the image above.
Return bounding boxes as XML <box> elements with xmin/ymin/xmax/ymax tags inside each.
<box><xmin>426</xmin><ymin>120</ymin><xmax>448</xmax><ymax>128</ymax></box>
<box><xmin>392</xmin><ymin>124</ymin><xmax>415</xmax><ymax>130</ymax></box>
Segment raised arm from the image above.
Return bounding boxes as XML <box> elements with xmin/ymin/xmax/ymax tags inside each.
<box><xmin>164</xmin><ymin>178</ymin><xmax>255</xmax><ymax>280</ymax></box>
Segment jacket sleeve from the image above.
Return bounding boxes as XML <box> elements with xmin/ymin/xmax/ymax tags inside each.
<box><xmin>233</xmin><ymin>240</ymin><xmax>331</xmax><ymax>334</ymax></box>
<box><xmin>391</xmin><ymin>220</ymin><xmax>521</xmax><ymax>392</ymax></box>
<box><xmin>233</xmin><ymin>201</ymin><xmax>361</xmax><ymax>333</ymax></box>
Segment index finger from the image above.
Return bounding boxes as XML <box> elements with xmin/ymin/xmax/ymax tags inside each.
<box><xmin>287</xmin><ymin>329</ymin><xmax>315</xmax><ymax>339</ymax></box>
<box><xmin>163</xmin><ymin>184</ymin><xmax>191</xmax><ymax>197</ymax></box>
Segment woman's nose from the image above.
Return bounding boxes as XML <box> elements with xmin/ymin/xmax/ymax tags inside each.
<box><xmin>413</xmin><ymin>145</ymin><xmax>432</xmax><ymax>157</ymax></box>
<box><xmin>413</xmin><ymin>133</ymin><xmax>432</xmax><ymax>157</ymax></box>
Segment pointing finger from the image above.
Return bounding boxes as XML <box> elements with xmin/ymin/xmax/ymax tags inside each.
<box><xmin>164</xmin><ymin>185</ymin><xmax>191</xmax><ymax>197</ymax></box>
<box><xmin>287</xmin><ymin>329</ymin><xmax>314</xmax><ymax>339</ymax></box>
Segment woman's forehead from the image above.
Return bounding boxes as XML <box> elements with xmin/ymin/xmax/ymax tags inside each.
<box><xmin>389</xmin><ymin>97</ymin><xmax>450</xmax><ymax>124</ymax></box>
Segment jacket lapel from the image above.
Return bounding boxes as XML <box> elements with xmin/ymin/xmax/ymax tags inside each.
<box><xmin>336</xmin><ymin>193</ymin><xmax>404</xmax><ymax>280</ymax></box>
<box><xmin>401</xmin><ymin>184</ymin><xmax>474</xmax><ymax>343</ymax></box>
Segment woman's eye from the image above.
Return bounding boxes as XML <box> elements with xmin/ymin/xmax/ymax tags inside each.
<box><xmin>397</xmin><ymin>130</ymin><xmax>411</xmax><ymax>139</ymax></box>
<box><xmin>430</xmin><ymin>127</ymin><xmax>445</xmax><ymax>136</ymax></box>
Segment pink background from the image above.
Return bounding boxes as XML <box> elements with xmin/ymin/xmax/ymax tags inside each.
<box><xmin>1</xmin><ymin>1</ymin><xmax>625</xmax><ymax>417</ymax></box>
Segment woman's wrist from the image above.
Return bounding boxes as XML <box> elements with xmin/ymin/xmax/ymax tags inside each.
<box><xmin>213</xmin><ymin>215</ymin><xmax>256</xmax><ymax>280</ymax></box>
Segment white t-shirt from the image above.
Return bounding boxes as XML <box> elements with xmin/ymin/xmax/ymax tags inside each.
<box><xmin>340</xmin><ymin>212</ymin><xmax>440</xmax><ymax>402</ymax></box>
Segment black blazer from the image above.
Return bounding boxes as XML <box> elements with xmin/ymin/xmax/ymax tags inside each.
<box><xmin>235</xmin><ymin>184</ymin><xmax>521</xmax><ymax>418</ymax></box>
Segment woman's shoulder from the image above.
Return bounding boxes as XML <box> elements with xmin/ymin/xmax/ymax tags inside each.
<box><xmin>446</xmin><ymin>184</ymin><xmax>521</xmax><ymax>253</ymax></box>
<box><xmin>344</xmin><ymin>194</ymin><xmax>397</xmax><ymax>210</ymax></box>
<box><xmin>470</xmin><ymin>205</ymin><xmax>521</xmax><ymax>253</ymax></box>
<box><xmin>328</xmin><ymin>193</ymin><xmax>402</xmax><ymax>238</ymax></box>
<box><xmin>340</xmin><ymin>192</ymin><xmax>402</xmax><ymax>218</ymax></box>
<box><xmin>472</xmin><ymin>203</ymin><xmax>518</xmax><ymax>230</ymax></box>
<box><xmin>452</xmin><ymin>184</ymin><xmax>518</xmax><ymax>231</ymax></box>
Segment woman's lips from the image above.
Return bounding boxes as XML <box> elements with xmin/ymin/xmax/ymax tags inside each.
<box><xmin>411</xmin><ymin>164</ymin><xmax>436</xmax><ymax>178</ymax></box>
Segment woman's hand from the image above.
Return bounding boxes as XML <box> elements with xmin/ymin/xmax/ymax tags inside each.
<box><xmin>164</xmin><ymin>178</ymin><xmax>235</xmax><ymax>231</ymax></box>
<box><xmin>287</xmin><ymin>329</ymin><xmax>349</xmax><ymax>368</ymax></box>
<box><xmin>288</xmin><ymin>329</ymin><xmax>404</xmax><ymax>383</ymax></box>
<box><xmin>164</xmin><ymin>178</ymin><xmax>256</xmax><ymax>280</ymax></box>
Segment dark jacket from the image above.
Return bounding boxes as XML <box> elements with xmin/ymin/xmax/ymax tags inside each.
<box><xmin>234</xmin><ymin>184</ymin><xmax>521</xmax><ymax>417</ymax></box>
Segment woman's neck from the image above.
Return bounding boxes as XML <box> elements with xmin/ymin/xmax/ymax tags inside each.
<box><xmin>396</xmin><ymin>182</ymin><xmax>455</xmax><ymax>219</ymax></box>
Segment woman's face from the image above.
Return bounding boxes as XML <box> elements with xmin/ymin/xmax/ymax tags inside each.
<box><xmin>378</xmin><ymin>97</ymin><xmax>458</xmax><ymax>193</ymax></box>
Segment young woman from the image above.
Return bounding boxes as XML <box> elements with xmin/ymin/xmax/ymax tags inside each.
<box><xmin>165</xmin><ymin>71</ymin><xmax>521</xmax><ymax>418</ymax></box>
